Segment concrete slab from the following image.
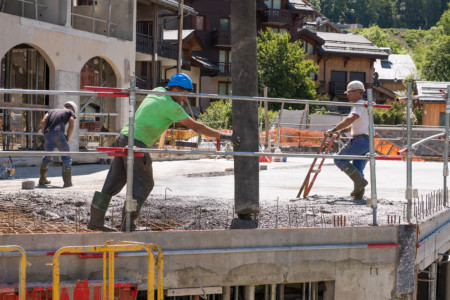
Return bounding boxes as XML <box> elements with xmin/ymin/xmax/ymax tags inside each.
<box><xmin>0</xmin><ymin>157</ymin><xmax>446</xmax><ymax>203</ymax></box>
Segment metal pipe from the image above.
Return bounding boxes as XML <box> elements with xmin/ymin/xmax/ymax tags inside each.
<box><xmin>2</xmin><ymin>242</ymin><xmax>397</xmax><ymax>258</ymax></box>
<box><xmin>406</xmin><ymin>83</ymin><xmax>413</xmax><ymax>222</ymax></box>
<box><xmin>125</xmin><ymin>77</ymin><xmax>137</xmax><ymax>232</ymax></box>
<box><xmin>138</xmin><ymin>89</ymin><xmax>373</xmax><ymax>107</ymax></box>
<box><xmin>0</xmin><ymin>106</ymin><xmax>49</xmax><ymax>112</ymax></box>
<box><xmin>0</xmin><ymin>149</ymin><xmax>380</xmax><ymax>160</ymax></box>
<box><xmin>0</xmin><ymin>151</ymin><xmax>108</xmax><ymax>157</ymax></box>
<box><xmin>367</xmin><ymin>89</ymin><xmax>377</xmax><ymax>225</ymax></box>
<box><xmin>177</xmin><ymin>0</ymin><xmax>184</xmax><ymax>73</ymax></box>
<box><xmin>0</xmin><ymin>89</ymin><xmax>100</xmax><ymax>97</ymax></box>
<box><xmin>444</xmin><ymin>85</ymin><xmax>450</xmax><ymax>206</ymax></box>
<box><xmin>0</xmin><ymin>88</ymin><xmax>396</xmax><ymax>109</ymax></box>
<box><xmin>429</xmin><ymin>263</ymin><xmax>437</xmax><ymax>300</ymax></box>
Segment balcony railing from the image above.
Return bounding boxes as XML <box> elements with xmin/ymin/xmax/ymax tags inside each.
<box><xmin>136</xmin><ymin>33</ymin><xmax>154</xmax><ymax>54</ymax></box>
<box><xmin>329</xmin><ymin>81</ymin><xmax>373</xmax><ymax>95</ymax></box>
<box><xmin>135</xmin><ymin>77</ymin><xmax>171</xmax><ymax>90</ymax></box>
<box><xmin>212</xmin><ymin>30</ymin><xmax>231</xmax><ymax>46</ymax></box>
<box><xmin>136</xmin><ymin>33</ymin><xmax>179</xmax><ymax>60</ymax></box>
<box><xmin>217</xmin><ymin>63</ymin><xmax>232</xmax><ymax>76</ymax></box>
<box><xmin>80</xmin><ymin>72</ymin><xmax>100</xmax><ymax>89</ymax></box>
<box><xmin>158</xmin><ymin>42</ymin><xmax>178</xmax><ymax>60</ymax></box>
<box><xmin>262</xmin><ymin>9</ymin><xmax>294</xmax><ymax>25</ymax></box>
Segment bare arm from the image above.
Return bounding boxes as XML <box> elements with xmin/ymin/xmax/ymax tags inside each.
<box><xmin>333</xmin><ymin>113</ymin><xmax>359</xmax><ymax>132</ymax></box>
<box><xmin>179</xmin><ymin>117</ymin><xmax>222</xmax><ymax>138</ymax></box>
<box><xmin>41</xmin><ymin>113</ymin><xmax>49</xmax><ymax>132</ymax></box>
<box><xmin>66</xmin><ymin>116</ymin><xmax>75</xmax><ymax>140</ymax></box>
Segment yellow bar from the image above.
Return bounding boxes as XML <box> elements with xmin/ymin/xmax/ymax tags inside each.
<box><xmin>51</xmin><ymin>242</ymin><xmax>163</xmax><ymax>300</ymax></box>
<box><xmin>0</xmin><ymin>246</ymin><xmax>28</xmax><ymax>300</ymax></box>
<box><xmin>105</xmin><ymin>240</ymin><xmax>163</xmax><ymax>300</ymax></box>
<box><xmin>103</xmin><ymin>252</ymin><xmax>107</xmax><ymax>299</ymax></box>
<box><xmin>108</xmin><ymin>251</ymin><xmax>114</xmax><ymax>300</ymax></box>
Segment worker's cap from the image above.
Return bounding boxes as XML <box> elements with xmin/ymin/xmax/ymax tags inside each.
<box><xmin>64</xmin><ymin>101</ymin><xmax>78</xmax><ymax>116</ymax></box>
<box><xmin>345</xmin><ymin>80</ymin><xmax>365</xmax><ymax>94</ymax></box>
<box><xmin>167</xmin><ymin>73</ymin><xmax>193</xmax><ymax>91</ymax></box>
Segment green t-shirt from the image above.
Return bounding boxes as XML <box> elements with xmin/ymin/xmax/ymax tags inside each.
<box><xmin>121</xmin><ymin>87</ymin><xmax>189</xmax><ymax>146</ymax></box>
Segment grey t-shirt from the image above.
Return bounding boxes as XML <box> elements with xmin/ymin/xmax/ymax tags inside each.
<box><xmin>44</xmin><ymin>108</ymin><xmax>75</xmax><ymax>132</ymax></box>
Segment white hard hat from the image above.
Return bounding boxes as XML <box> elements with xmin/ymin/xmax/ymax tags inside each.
<box><xmin>345</xmin><ymin>81</ymin><xmax>365</xmax><ymax>94</ymax></box>
<box><xmin>64</xmin><ymin>101</ymin><xmax>78</xmax><ymax>116</ymax></box>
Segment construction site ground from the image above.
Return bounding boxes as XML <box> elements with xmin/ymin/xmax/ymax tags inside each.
<box><xmin>0</xmin><ymin>156</ymin><xmax>448</xmax><ymax>234</ymax></box>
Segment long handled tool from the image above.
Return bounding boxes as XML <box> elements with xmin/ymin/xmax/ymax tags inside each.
<box><xmin>296</xmin><ymin>132</ymin><xmax>339</xmax><ymax>198</ymax></box>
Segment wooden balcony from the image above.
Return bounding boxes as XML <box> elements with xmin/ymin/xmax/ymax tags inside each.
<box><xmin>329</xmin><ymin>81</ymin><xmax>374</xmax><ymax>95</ymax></box>
<box><xmin>212</xmin><ymin>30</ymin><xmax>231</xmax><ymax>46</ymax></box>
<box><xmin>136</xmin><ymin>33</ymin><xmax>154</xmax><ymax>54</ymax></box>
<box><xmin>136</xmin><ymin>33</ymin><xmax>178</xmax><ymax>61</ymax></box>
<box><xmin>261</xmin><ymin>9</ymin><xmax>294</xmax><ymax>25</ymax></box>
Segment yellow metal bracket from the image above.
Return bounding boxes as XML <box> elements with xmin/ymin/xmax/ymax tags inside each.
<box><xmin>52</xmin><ymin>240</ymin><xmax>163</xmax><ymax>300</ymax></box>
<box><xmin>0</xmin><ymin>245</ymin><xmax>29</xmax><ymax>300</ymax></box>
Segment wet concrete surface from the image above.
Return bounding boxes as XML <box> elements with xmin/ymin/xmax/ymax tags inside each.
<box><xmin>0</xmin><ymin>157</ymin><xmax>448</xmax><ymax>230</ymax></box>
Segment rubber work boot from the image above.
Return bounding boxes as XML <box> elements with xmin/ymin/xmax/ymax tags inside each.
<box><xmin>342</xmin><ymin>164</ymin><xmax>368</xmax><ymax>199</ymax></box>
<box><xmin>39</xmin><ymin>165</ymin><xmax>51</xmax><ymax>185</ymax></box>
<box><xmin>87</xmin><ymin>191</ymin><xmax>117</xmax><ymax>232</ymax></box>
<box><xmin>62</xmin><ymin>165</ymin><xmax>72</xmax><ymax>187</ymax></box>
<box><xmin>120</xmin><ymin>204</ymin><xmax>142</xmax><ymax>232</ymax></box>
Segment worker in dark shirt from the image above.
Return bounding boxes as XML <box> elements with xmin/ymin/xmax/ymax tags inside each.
<box><xmin>39</xmin><ymin>101</ymin><xmax>77</xmax><ymax>187</ymax></box>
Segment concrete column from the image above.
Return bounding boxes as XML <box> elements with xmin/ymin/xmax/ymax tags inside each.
<box><xmin>244</xmin><ymin>285</ymin><xmax>255</xmax><ymax>300</ymax></box>
<box><xmin>231</xmin><ymin>0</ymin><xmax>259</xmax><ymax>221</ymax></box>
<box><xmin>446</xmin><ymin>258</ymin><xmax>450</xmax><ymax>300</ymax></box>
<box><xmin>270</xmin><ymin>284</ymin><xmax>276</xmax><ymax>300</ymax></box>
<box><xmin>429</xmin><ymin>263</ymin><xmax>437</xmax><ymax>300</ymax></box>
<box><xmin>65</xmin><ymin>0</ymin><xmax>71</xmax><ymax>27</ymax></box>
<box><xmin>54</xmin><ymin>70</ymin><xmax>80</xmax><ymax>153</ymax></box>
<box><xmin>222</xmin><ymin>286</ymin><xmax>231</xmax><ymax>300</ymax></box>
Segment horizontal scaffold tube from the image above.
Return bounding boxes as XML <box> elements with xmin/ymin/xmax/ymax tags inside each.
<box><xmin>0</xmin><ymin>149</ymin><xmax>400</xmax><ymax>161</ymax></box>
<box><xmin>0</xmin><ymin>88</ymin><xmax>392</xmax><ymax>108</ymax></box>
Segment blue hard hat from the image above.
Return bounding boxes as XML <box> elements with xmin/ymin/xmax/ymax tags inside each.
<box><xmin>167</xmin><ymin>73</ymin><xmax>193</xmax><ymax>91</ymax></box>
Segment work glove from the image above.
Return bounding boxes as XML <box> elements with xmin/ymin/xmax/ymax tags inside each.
<box><xmin>325</xmin><ymin>128</ymin><xmax>337</xmax><ymax>137</ymax></box>
<box><xmin>220</xmin><ymin>133</ymin><xmax>241</xmax><ymax>147</ymax></box>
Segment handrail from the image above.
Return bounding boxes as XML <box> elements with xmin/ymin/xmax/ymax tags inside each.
<box><xmin>52</xmin><ymin>241</ymin><xmax>163</xmax><ymax>300</ymax></box>
<box><xmin>0</xmin><ymin>245</ymin><xmax>29</xmax><ymax>300</ymax></box>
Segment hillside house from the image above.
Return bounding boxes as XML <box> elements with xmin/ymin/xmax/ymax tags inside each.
<box><xmin>297</xmin><ymin>29</ymin><xmax>389</xmax><ymax>113</ymax></box>
<box><xmin>177</xmin><ymin>0</ymin><xmax>341</xmax><ymax>112</ymax></box>
<box><xmin>373</xmin><ymin>53</ymin><xmax>418</xmax><ymax>103</ymax></box>
<box><xmin>416</xmin><ymin>81</ymin><xmax>450</xmax><ymax>127</ymax></box>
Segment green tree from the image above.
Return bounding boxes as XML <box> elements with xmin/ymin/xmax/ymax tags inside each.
<box><xmin>198</xmin><ymin>99</ymin><xmax>277</xmax><ymax>131</ymax></box>
<box><xmin>356</xmin><ymin>26</ymin><xmax>403</xmax><ymax>53</ymax></box>
<box><xmin>421</xmin><ymin>6</ymin><xmax>450</xmax><ymax>81</ymax></box>
<box><xmin>198</xmin><ymin>99</ymin><xmax>232</xmax><ymax>129</ymax></box>
<box><xmin>257</xmin><ymin>29</ymin><xmax>318</xmax><ymax>110</ymax></box>
<box><xmin>421</xmin><ymin>35</ymin><xmax>450</xmax><ymax>81</ymax></box>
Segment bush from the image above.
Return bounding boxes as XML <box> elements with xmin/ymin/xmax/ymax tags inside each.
<box><xmin>198</xmin><ymin>99</ymin><xmax>278</xmax><ymax>130</ymax></box>
<box><xmin>373</xmin><ymin>100</ymin><xmax>421</xmax><ymax>125</ymax></box>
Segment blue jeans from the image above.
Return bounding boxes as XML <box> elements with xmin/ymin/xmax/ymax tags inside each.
<box><xmin>42</xmin><ymin>131</ymin><xmax>72</xmax><ymax>167</ymax></box>
<box><xmin>334</xmin><ymin>135</ymin><xmax>369</xmax><ymax>177</ymax></box>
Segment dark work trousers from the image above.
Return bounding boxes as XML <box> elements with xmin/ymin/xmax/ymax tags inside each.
<box><xmin>101</xmin><ymin>134</ymin><xmax>154</xmax><ymax>206</ymax></box>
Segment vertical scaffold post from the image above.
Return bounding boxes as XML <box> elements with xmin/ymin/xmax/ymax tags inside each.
<box><xmin>406</xmin><ymin>83</ymin><xmax>413</xmax><ymax>222</ymax></box>
<box><xmin>367</xmin><ymin>89</ymin><xmax>377</xmax><ymax>226</ymax></box>
<box><xmin>125</xmin><ymin>77</ymin><xmax>137</xmax><ymax>232</ymax></box>
<box><xmin>444</xmin><ymin>85</ymin><xmax>450</xmax><ymax>207</ymax></box>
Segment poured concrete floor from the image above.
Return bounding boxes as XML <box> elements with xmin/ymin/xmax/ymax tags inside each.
<box><xmin>0</xmin><ymin>156</ymin><xmax>448</xmax><ymax>231</ymax></box>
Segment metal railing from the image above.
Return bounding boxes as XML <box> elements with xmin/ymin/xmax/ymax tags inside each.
<box><xmin>52</xmin><ymin>240</ymin><xmax>163</xmax><ymax>300</ymax></box>
<box><xmin>0</xmin><ymin>83</ymin><xmax>449</xmax><ymax>226</ymax></box>
<box><xmin>0</xmin><ymin>245</ymin><xmax>28</xmax><ymax>300</ymax></box>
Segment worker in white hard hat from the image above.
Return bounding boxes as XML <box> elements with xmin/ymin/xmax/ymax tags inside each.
<box><xmin>325</xmin><ymin>80</ymin><xmax>369</xmax><ymax>199</ymax></box>
<box><xmin>39</xmin><ymin>101</ymin><xmax>78</xmax><ymax>188</ymax></box>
